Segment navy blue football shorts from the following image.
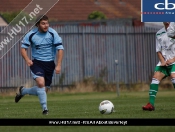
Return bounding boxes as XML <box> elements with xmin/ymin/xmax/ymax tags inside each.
<box><xmin>30</xmin><ymin>59</ymin><xmax>55</xmax><ymax>87</ymax></box>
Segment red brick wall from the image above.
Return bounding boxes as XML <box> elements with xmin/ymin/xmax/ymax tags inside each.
<box><xmin>0</xmin><ymin>0</ymin><xmax>141</xmax><ymax>21</ymax></box>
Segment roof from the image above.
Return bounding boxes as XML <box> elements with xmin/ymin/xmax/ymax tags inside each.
<box><xmin>0</xmin><ymin>0</ymin><xmax>141</xmax><ymax>21</ymax></box>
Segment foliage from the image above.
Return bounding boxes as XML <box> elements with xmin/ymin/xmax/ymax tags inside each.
<box><xmin>94</xmin><ymin>67</ymin><xmax>108</xmax><ymax>91</ymax></box>
<box><xmin>0</xmin><ymin>11</ymin><xmax>36</xmax><ymax>24</ymax></box>
<box><xmin>88</xmin><ymin>11</ymin><xmax>107</xmax><ymax>20</ymax></box>
<box><xmin>0</xmin><ymin>11</ymin><xmax>21</xmax><ymax>23</ymax></box>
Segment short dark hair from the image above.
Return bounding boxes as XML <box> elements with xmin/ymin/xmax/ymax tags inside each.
<box><xmin>35</xmin><ymin>15</ymin><xmax>49</xmax><ymax>26</ymax></box>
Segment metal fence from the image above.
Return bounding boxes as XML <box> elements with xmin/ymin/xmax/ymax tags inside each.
<box><xmin>0</xmin><ymin>25</ymin><xmax>160</xmax><ymax>88</ymax></box>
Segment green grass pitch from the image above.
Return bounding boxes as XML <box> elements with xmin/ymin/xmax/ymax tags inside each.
<box><xmin>0</xmin><ymin>90</ymin><xmax>175</xmax><ymax>132</ymax></box>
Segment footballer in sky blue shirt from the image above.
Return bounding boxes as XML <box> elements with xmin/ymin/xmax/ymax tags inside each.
<box><xmin>16</xmin><ymin>15</ymin><xmax>64</xmax><ymax>115</ymax></box>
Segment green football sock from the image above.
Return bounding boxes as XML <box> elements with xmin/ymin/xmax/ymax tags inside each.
<box><xmin>149</xmin><ymin>84</ymin><xmax>159</xmax><ymax>106</ymax></box>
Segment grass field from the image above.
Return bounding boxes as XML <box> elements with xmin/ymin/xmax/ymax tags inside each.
<box><xmin>0</xmin><ymin>90</ymin><xmax>175</xmax><ymax>132</ymax></box>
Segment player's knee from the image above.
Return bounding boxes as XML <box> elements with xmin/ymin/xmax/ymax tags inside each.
<box><xmin>152</xmin><ymin>73</ymin><xmax>164</xmax><ymax>81</ymax></box>
<box><xmin>35</xmin><ymin>77</ymin><xmax>45</xmax><ymax>88</ymax></box>
<box><xmin>37</xmin><ymin>81</ymin><xmax>45</xmax><ymax>88</ymax></box>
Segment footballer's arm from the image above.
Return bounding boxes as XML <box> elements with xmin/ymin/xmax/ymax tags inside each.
<box><xmin>157</xmin><ymin>51</ymin><xmax>166</xmax><ymax>66</ymax></box>
<box><xmin>166</xmin><ymin>57</ymin><xmax>175</xmax><ymax>66</ymax></box>
<box><xmin>21</xmin><ymin>48</ymin><xmax>33</xmax><ymax>66</ymax></box>
<box><xmin>55</xmin><ymin>49</ymin><xmax>63</xmax><ymax>74</ymax></box>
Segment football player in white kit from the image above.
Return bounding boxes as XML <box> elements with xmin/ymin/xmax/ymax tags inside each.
<box><xmin>143</xmin><ymin>22</ymin><xmax>175</xmax><ymax>111</ymax></box>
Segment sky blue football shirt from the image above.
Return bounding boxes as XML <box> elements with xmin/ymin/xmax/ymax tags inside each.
<box><xmin>21</xmin><ymin>27</ymin><xmax>64</xmax><ymax>61</ymax></box>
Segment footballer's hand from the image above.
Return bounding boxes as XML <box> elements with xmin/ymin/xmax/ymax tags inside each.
<box><xmin>55</xmin><ymin>65</ymin><xmax>61</xmax><ymax>74</ymax></box>
<box><xmin>166</xmin><ymin>59</ymin><xmax>174</xmax><ymax>66</ymax></box>
<box><xmin>26</xmin><ymin>59</ymin><xmax>33</xmax><ymax>66</ymax></box>
<box><xmin>160</xmin><ymin>61</ymin><xmax>166</xmax><ymax>66</ymax></box>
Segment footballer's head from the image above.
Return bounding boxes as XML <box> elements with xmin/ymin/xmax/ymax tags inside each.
<box><xmin>35</xmin><ymin>15</ymin><xmax>49</xmax><ymax>33</ymax></box>
<box><xmin>163</xmin><ymin>22</ymin><xmax>170</xmax><ymax>30</ymax></box>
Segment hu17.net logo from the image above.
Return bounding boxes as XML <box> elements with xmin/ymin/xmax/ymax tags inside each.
<box><xmin>142</xmin><ymin>0</ymin><xmax>175</xmax><ymax>22</ymax></box>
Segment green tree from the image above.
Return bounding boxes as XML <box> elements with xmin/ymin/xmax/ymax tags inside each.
<box><xmin>0</xmin><ymin>11</ymin><xmax>21</xmax><ymax>23</ymax></box>
<box><xmin>0</xmin><ymin>11</ymin><xmax>35</xmax><ymax>24</ymax></box>
<box><xmin>88</xmin><ymin>11</ymin><xmax>107</xmax><ymax>20</ymax></box>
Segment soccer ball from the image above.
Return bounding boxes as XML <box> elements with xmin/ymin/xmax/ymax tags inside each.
<box><xmin>99</xmin><ymin>100</ymin><xmax>114</xmax><ymax>114</ymax></box>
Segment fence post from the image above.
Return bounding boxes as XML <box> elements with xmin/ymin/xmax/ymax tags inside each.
<box><xmin>82</xmin><ymin>27</ymin><xmax>85</xmax><ymax>79</ymax></box>
<box><xmin>115</xmin><ymin>60</ymin><xmax>119</xmax><ymax>96</ymax></box>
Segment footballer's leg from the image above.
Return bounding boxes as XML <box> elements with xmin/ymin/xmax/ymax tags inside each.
<box><xmin>44</xmin><ymin>60</ymin><xmax>55</xmax><ymax>93</ymax></box>
<box><xmin>30</xmin><ymin>59</ymin><xmax>48</xmax><ymax>115</ymax></box>
<box><xmin>15</xmin><ymin>61</ymin><xmax>43</xmax><ymax>102</ymax></box>
<box><xmin>45</xmin><ymin>70</ymin><xmax>54</xmax><ymax>93</ymax></box>
<box><xmin>142</xmin><ymin>66</ymin><xmax>166</xmax><ymax>111</ymax></box>
<box><xmin>15</xmin><ymin>73</ymin><xmax>43</xmax><ymax>103</ymax></box>
<box><xmin>171</xmin><ymin>75</ymin><xmax>175</xmax><ymax>89</ymax></box>
<box><xmin>35</xmin><ymin>77</ymin><xmax>48</xmax><ymax>115</ymax></box>
<box><xmin>15</xmin><ymin>85</ymin><xmax>38</xmax><ymax>103</ymax></box>
<box><xmin>170</xmin><ymin>64</ymin><xmax>175</xmax><ymax>89</ymax></box>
